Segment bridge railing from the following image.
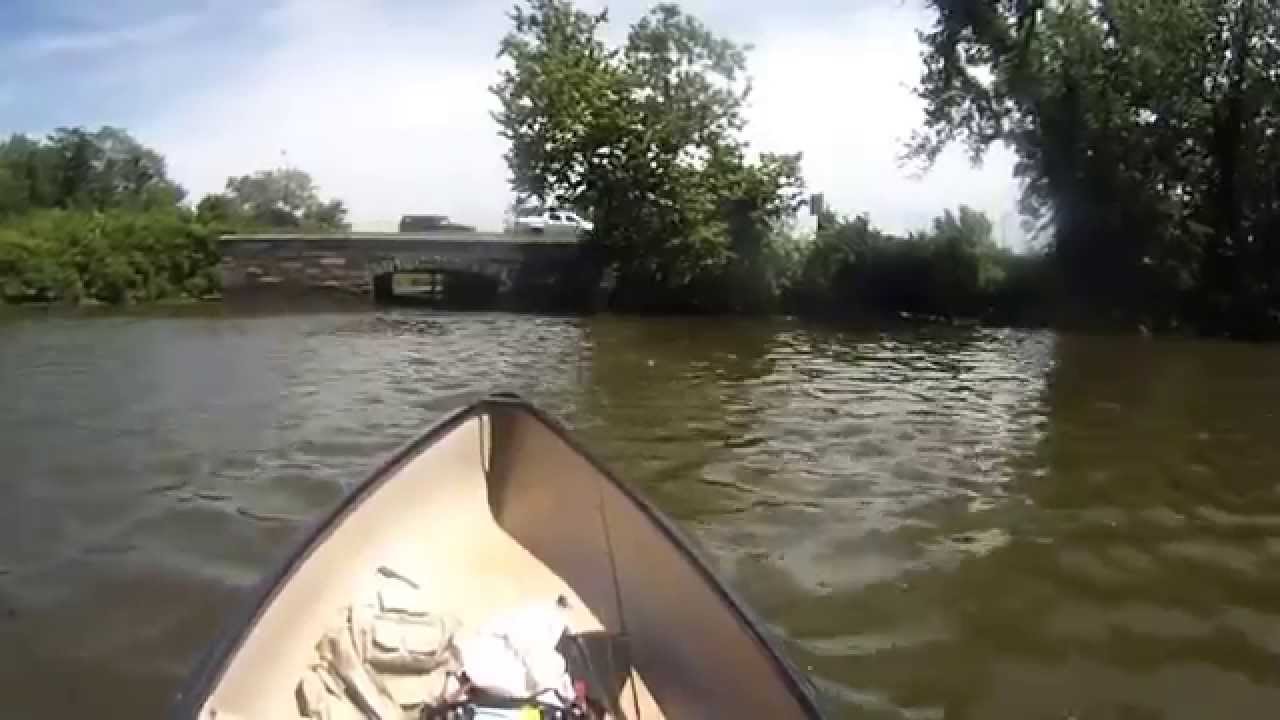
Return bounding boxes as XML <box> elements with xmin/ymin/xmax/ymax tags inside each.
<box><xmin>218</xmin><ymin>230</ymin><xmax>582</xmax><ymax>245</ymax></box>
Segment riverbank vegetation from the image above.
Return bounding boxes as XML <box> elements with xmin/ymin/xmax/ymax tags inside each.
<box><xmin>0</xmin><ymin>128</ymin><xmax>347</xmax><ymax>304</ymax></box>
<box><xmin>493</xmin><ymin>0</ymin><xmax>1050</xmax><ymax>322</ymax></box>
<box><xmin>495</xmin><ymin>0</ymin><xmax>1280</xmax><ymax>338</ymax></box>
<box><xmin>784</xmin><ymin>208</ymin><xmax>1052</xmax><ymax>326</ymax></box>
<box><xmin>6</xmin><ymin>1</ymin><xmax>1280</xmax><ymax>339</ymax></box>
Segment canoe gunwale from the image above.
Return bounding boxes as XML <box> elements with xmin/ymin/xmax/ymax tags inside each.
<box><xmin>171</xmin><ymin>398</ymin><xmax>481</xmax><ymax>718</ymax></box>
<box><xmin>171</xmin><ymin>392</ymin><xmax>826</xmax><ymax>719</ymax></box>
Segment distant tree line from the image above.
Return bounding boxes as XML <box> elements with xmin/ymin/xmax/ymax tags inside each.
<box><xmin>783</xmin><ymin>207</ymin><xmax>1051</xmax><ymax>325</ymax></box>
<box><xmin>0</xmin><ymin>127</ymin><xmax>347</xmax><ymax>304</ymax></box>
<box><xmin>197</xmin><ymin>168</ymin><xmax>349</xmax><ymax>232</ymax></box>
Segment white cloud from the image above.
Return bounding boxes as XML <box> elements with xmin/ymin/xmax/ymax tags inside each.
<box><xmin>141</xmin><ymin>0</ymin><xmax>1023</xmax><ymax>242</ymax></box>
<box><xmin>142</xmin><ymin>0</ymin><xmax>510</xmax><ymax>231</ymax></box>
<box><xmin>17</xmin><ymin>11</ymin><xmax>203</xmax><ymax>58</ymax></box>
<box><xmin>741</xmin><ymin>2</ymin><xmax>1022</xmax><ymax>239</ymax></box>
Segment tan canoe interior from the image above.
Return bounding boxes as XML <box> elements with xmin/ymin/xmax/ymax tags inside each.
<box><xmin>197</xmin><ymin>402</ymin><xmax>816</xmax><ymax>719</ymax></box>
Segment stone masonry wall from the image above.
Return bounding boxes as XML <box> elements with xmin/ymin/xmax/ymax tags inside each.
<box><xmin>218</xmin><ymin>234</ymin><xmax>581</xmax><ymax>301</ymax></box>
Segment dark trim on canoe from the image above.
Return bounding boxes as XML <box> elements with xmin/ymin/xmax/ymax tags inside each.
<box><xmin>171</xmin><ymin>393</ymin><xmax>827</xmax><ymax>718</ymax></box>
<box><xmin>488</xmin><ymin>395</ymin><xmax>826</xmax><ymax>718</ymax></box>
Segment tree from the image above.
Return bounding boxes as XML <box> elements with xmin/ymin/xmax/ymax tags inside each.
<box><xmin>302</xmin><ymin>199</ymin><xmax>349</xmax><ymax>230</ymax></box>
<box><xmin>493</xmin><ymin>0</ymin><xmax>804</xmax><ymax>310</ymax></box>
<box><xmin>492</xmin><ymin>0</ymin><xmax>622</xmax><ymax>209</ymax></box>
<box><xmin>910</xmin><ymin>0</ymin><xmax>1280</xmax><ymax>337</ymax></box>
<box><xmin>0</xmin><ymin>134</ymin><xmax>59</xmax><ymax>215</ymax></box>
<box><xmin>194</xmin><ymin>193</ymin><xmax>242</xmax><ymax>227</ymax></box>
<box><xmin>0</xmin><ymin>126</ymin><xmax>220</xmax><ymax>306</ymax></box>
<box><xmin>927</xmin><ymin>205</ymin><xmax>1004</xmax><ymax>314</ymax></box>
<box><xmin>0</xmin><ymin>127</ymin><xmax>184</xmax><ymax>215</ymax></box>
<box><xmin>781</xmin><ymin>203</ymin><xmax>1040</xmax><ymax>321</ymax></box>
<box><xmin>209</xmin><ymin>168</ymin><xmax>349</xmax><ymax>230</ymax></box>
<box><xmin>49</xmin><ymin>126</ymin><xmax>185</xmax><ymax>210</ymax></box>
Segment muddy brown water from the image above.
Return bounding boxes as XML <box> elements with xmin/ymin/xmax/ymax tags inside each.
<box><xmin>2</xmin><ymin>309</ymin><xmax>1280</xmax><ymax>719</ymax></box>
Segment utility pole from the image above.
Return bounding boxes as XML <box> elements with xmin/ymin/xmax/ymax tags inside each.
<box><xmin>280</xmin><ymin>149</ymin><xmax>293</xmax><ymax>214</ymax></box>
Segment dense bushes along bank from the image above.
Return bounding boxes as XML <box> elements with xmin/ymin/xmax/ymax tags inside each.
<box><xmin>0</xmin><ymin>209</ymin><xmax>217</xmax><ymax>304</ymax></box>
<box><xmin>0</xmin><ymin>126</ymin><xmax>347</xmax><ymax>305</ymax></box>
<box><xmin>781</xmin><ymin>210</ymin><xmax>1052</xmax><ymax>326</ymax></box>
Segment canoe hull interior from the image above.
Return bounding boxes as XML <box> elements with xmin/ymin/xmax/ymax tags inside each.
<box><xmin>176</xmin><ymin>396</ymin><xmax>823</xmax><ymax>719</ymax></box>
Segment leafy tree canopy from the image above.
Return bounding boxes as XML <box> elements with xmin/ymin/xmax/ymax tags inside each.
<box><xmin>198</xmin><ymin>167</ymin><xmax>350</xmax><ymax>231</ymax></box>
<box><xmin>492</xmin><ymin>0</ymin><xmax>804</xmax><ymax>308</ymax></box>
<box><xmin>911</xmin><ymin>0</ymin><xmax>1280</xmax><ymax>337</ymax></box>
<box><xmin>0</xmin><ymin>127</ymin><xmax>185</xmax><ymax>217</ymax></box>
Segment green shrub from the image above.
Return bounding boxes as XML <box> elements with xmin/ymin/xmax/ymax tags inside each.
<box><xmin>0</xmin><ymin>209</ymin><xmax>219</xmax><ymax>304</ymax></box>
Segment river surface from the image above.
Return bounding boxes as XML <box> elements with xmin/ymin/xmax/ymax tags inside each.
<box><xmin>2</xmin><ymin>309</ymin><xmax>1280</xmax><ymax>719</ymax></box>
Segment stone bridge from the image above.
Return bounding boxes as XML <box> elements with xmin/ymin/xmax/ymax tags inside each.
<box><xmin>219</xmin><ymin>232</ymin><xmax>597</xmax><ymax>307</ymax></box>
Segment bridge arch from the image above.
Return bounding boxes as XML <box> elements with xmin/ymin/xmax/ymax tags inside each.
<box><xmin>370</xmin><ymin>267</ymin><xmax>501</xmax><ymax>306</ymax></box>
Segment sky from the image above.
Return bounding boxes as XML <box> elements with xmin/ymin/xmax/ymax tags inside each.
<box><xmin>0</xmin><ymin>0</ymin><xmax>1024</xmax><ymax>242</ymax></box>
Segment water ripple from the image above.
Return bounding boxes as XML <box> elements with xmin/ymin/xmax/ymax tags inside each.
<box><xmin>4</xmin><ymin>313</ymin><xmax>1280</xmax><ymax>718</ymax></box>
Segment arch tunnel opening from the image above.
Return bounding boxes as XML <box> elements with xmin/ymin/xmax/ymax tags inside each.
<box><xmin>372</xmin><ymin>269</ymin><xmax>500</xmax><ymax>308</ymax></box>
